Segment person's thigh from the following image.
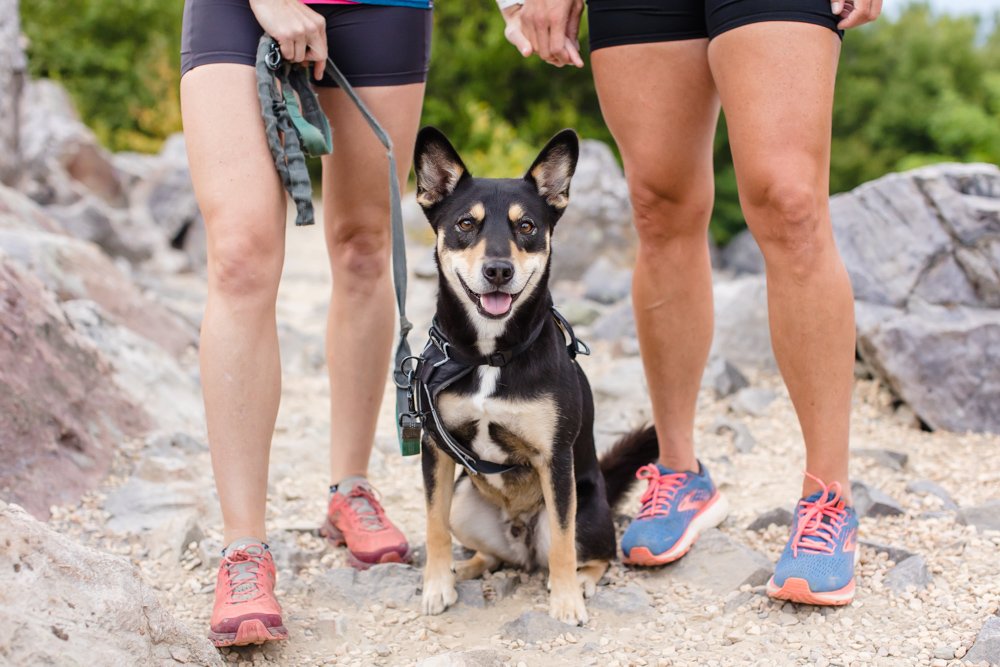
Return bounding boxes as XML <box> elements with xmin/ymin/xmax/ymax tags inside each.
<box><xmin>181</xmin><ymin>64</ymin><xmax>287</xmax><ymax>289</ymax></box>
<box><xmin>318</xmin><ymin>83</ymin><xmax>425</xmax><ymax>267</ymax></box>
<box><xmin>592</xmin><ymin>40</ymin><xmax>719</xmax><ymax>230</ymax></box>
<box><xmin>707</xmin><ymin>21</ymin><xmax>840</xmax><ymax>237</ymax></box>
<box><xmin>314</xmin><ymin>3</ymin><xmax>430</xmax><ymax>263</ymax></box>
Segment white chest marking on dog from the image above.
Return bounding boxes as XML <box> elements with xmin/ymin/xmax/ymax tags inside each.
<box><xmin>437</xmin><ymin>392</ymin><xmax>559</xmax><ymax>491</ymax></box>
<box><xmin>473</xmin><ymin>367</ymin><xmax>500</xmax><ymax>411</ymax></box>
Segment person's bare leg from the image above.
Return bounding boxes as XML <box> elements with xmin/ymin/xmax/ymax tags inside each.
<box><xmin>709</xmin><ymin>23</ymin><xmax>854</xmax><ymax>500</ymax></box>
<box><xmin>317</xmin><ymin>83</ymin><xmax>426</xmax><ymax>483</ymax></box>
<box><xmin>592</xmin><ymin>42</ymin><xmax>720</xmax><ymax>472</ymax></box>
<box><xmin>181</xmin><ymin>64</ymin><xmax>287</xmax><ymax>544</ymax></box>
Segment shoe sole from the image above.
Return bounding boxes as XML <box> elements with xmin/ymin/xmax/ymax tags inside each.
<box><xmin>766</xmin><ymin>576</ymin><xmax>856</xmax><ymax>606</ymax></box>
<box><xmin>320</xmin><ymin>517</ymin><xmax>412</xmax><ymax>570</ymax></box>
<box><xmin>209</xmin><ymin>619</ymin><xmax>288</xmax><ymax>647</ymax></box>
<box><xmin>623</xmin><ymin>491</ymin><xmax>730</xmax><ymax>566</ymax></box>
<box><xmin>766</xmin><ymin>549</ymin><xmax>861</xmax><ymax>606</ymax></box>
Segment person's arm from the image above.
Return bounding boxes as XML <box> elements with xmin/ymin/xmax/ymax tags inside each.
<box><xmin>832</xmin><ymin>0</ymin><xmax>883</xmax><ymax>30</ymax></box>
<box><xmin>498</xmin><ymin>0</ymin><xmax>584</xmax><ymax>68</ymax></box>
<box><xmin>250</xmin><ymin>0</ymin><xmax>329</xmax><ymax>80</ymax></box>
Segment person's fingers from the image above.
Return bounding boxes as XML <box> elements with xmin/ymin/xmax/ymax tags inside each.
<box><xmin>831</xmin><ymin>1</ymin><xmax>842</xmax><ymax>15</ymax></box>
<box><xmin>308</xmin><ymin>19</ymin><xmax>328</xmax><ymax>79</ymax></box>
<box><xmin>533</xmin><ymin>15</ymin><xmax>554</xmax><ymax>63</ymax></box>
<box><xmin>292</xmin><ymin>35</ymin><xmax>306</xmax><ymax>63</ymax></box>
<box><xmin>566</xmin><ymin>0</ymin><xmax>583</xmax><ymax>43</ymax></box>
<box><xmin>504</xmin><ymin>20</ymin><xmax>534</xmax><ymax>57</ymax></box>
<box><xmin>838</xmin><ymin>0</ymin><xmax>871</xmax><ymax>29</ymax></box>
<box><xmin>870</xmin><ymin>0</ymin><xmax>883</xmax><ymax>20</ymax></box>
<box><xmin>277</xmin><ymin>34</ymin><xmax>295</xmax><ymax>61</ymax></box>
<box><xmin>565</xmin><ymin>38</ymin><xmax>584</xmax><ymax>68</ymax></box>
<box><xmin>546</xmin><ymin>26</ymin><xmax>569</xmax><ymax>67</ymax></box>
<box><xmin>519</xmin><ymin>4</ymin><xmax>541</xmax><ymax>59</ymax></box>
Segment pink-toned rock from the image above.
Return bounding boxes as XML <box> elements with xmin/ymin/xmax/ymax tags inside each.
<box><xmin>0</xmin><ymin>181</ymin><xmax>65</xmax><ymax>234</ymax></box>
<box><xmin>0</xmin><ymin>227</ymin><xmax>197</xmax><ymax>356</ymax></box>
<box><xmin>0</xmin><ymin>258</ymin><xmax>148</xmax><ymax>518</ymax></box>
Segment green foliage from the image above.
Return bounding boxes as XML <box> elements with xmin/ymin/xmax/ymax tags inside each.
<box><xmin>18</xmin><ymin>1</ymin><xmax>1000</xmax><ymax>242</ymax></box>
<box><xmin>21</xmin><ymin>0</ymin><xmax>183</xmax><ymax>152</ymax></box>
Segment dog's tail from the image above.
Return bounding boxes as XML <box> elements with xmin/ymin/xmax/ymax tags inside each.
<box><xmin>599</xmin><ymin>425</ymin><xmax>659</xmax><ymax>511</ymax></box>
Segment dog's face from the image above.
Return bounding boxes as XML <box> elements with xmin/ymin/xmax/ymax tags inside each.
<box><xmin>414</xmin><ymin>128</ymin><xmax>579</xmax><ymax>335</ymax></box>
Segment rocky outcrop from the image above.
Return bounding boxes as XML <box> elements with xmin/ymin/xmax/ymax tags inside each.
<box><xmin>712</xmin><ymin>163</ymin><xmax>1000</xmax><ymax>433</ymax></box>
<box><xmin>0</xmin><ymin>501</ymin><xmax>221</xmax><ymax>666</ymax></box>
<box><xmin>0</xmin><ymin>225</ymin><xmax>196</xmax><ymax>355</ymax></box>
<box><xmin>15</xmin><ymin>80</ymin><xmax>202</xmax><ymax>270</ymax></box>
<box><xmin>0</xmin><ymin>258</ymin><xmax>149</xmax><ymax>517</ymax></box>
<box><xmin>551</xmin><ymin>140</ymin><xmax>635</xmax><ymax>281</ymax></box>
<box><xmin>0</xmin><ymin>0</ymin><xmax>26</xmax><ymax>185</ymax></box>
<box><xmin>115</xmin><ymin>134</ymin><xmax>207</xmax><ymax>270</ymax></box>
<box><xmin>835</xmin><ymin>163</ymin><xmax>1000</xmax><ymax>433</ymax></box>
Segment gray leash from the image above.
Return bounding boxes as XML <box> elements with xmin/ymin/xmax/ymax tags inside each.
<box><xmin>255</xmin><ymin>35</ymin><xmax>417</xmax><ymax>456</ymax></box>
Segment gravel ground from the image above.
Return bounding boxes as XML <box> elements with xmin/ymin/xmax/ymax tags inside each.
<box><xmin>49</xmin><ymin>224</ymin><xmax>1000</xmax><ymax>667</ymax></box>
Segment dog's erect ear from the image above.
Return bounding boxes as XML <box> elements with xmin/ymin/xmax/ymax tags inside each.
<box><xmin>524</xmin><ymin>129</ymin><xmax>579</xmax><ymax>212</ymax></box>
<box><xmin>414</xmin><ymin>127</ymin><xmax>469</xmax><ymax>211</ymax></box>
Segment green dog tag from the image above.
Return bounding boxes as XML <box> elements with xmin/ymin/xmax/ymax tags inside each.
<box><xmin>398</xmin><ymin>416</ymin><xmax>421</xmax><ymax>457</ymax></box>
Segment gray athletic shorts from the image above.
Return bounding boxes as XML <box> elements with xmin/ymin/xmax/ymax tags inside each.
<box><xmin>181</xmin><ymin>1</ymin><xmax>433</xmax><ymax>87</ymax></box>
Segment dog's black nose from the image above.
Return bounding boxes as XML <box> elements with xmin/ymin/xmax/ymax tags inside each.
<box><xmin>482</xmin><ymin>259</ymin><xmax>514</xmax><ymax>286</ymax></box>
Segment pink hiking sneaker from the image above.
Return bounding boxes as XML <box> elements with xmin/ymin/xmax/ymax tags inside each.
<box><xmin>320</xmin><ymin>478</ymin><xmax>411</xmax><ymax>569</ymax></box>
<box><xmin>208</xmin><ymin>538</ymin><xmax>288</xmax><ymax>647</ymax></box>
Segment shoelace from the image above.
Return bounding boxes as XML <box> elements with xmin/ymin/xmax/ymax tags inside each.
<box><xmin>790</xmin><ymin>471</ymin><xmax>849</xmax><ymax>558</ymax></box>
<box><xmin>635</xmin><ymin>464</ymin><xmax>689</xmax><ymax>519</ymax></box>
<box><xmin>344</xmin><ymin>484</ymin><xmax>388</xmax><ymax>532</ymax></box>
<box><xmin>223</xmin><ymin>547</ymin><xmax>269</xmax><ymax>604</ymax></box>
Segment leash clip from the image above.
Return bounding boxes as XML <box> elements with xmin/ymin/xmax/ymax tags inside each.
<box><xmin>393</xmin><ymin>355</ymin><xmax>422</xmax><ymax>390</ymax></box>
<box><xmin>265</xmin><ymin>41</ymin><xmax>283</xmax><ymax>70</ymax></box>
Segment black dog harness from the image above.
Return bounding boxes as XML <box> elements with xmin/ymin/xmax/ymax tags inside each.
<box><xmin>396</xmin><ymin>308</ymin><xmax>590</xmax><ymax>476</ymax></box>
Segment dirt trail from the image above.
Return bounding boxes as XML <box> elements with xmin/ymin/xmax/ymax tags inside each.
<box><xmin>51</xmin><ymin>221</ymin><xmax>1000</xmax><ymax>667</ymax></box>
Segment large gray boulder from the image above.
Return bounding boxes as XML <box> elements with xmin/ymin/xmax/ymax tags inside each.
<box><xmin>14</xmin><ymin>79</ymin><xmax>171</xmax><ymax>264</ymax></box>
<box><xmin>0</xmin><ymin>257</ymin><xmax>149</xmax><ymax>518</ymax></box>
<box><xmin>0</xmin><ymin>501</ymin><xmax>221</xmax><ymax>666</ymax></box>
<box><xmin>710</xmin><ymin>275</ymin><xmax>775</xmax><ymax>370</ymax></box>
<box><xmin>720</xmin><ymin>230</ymin><xmax>765</xmax><ymax>276</ymax></box>
<box><xmin>551</xmin><ymin>140</ymin><xmax>635</xmax><ymax>280</ymax></box>
<box><xmin>115</xmin><ymin>133</ymin><xmax>207</xmax><ymax>270</ymax></box>
<box><xmin>833</xmin><ymin>163</ymin><xmax>1000</xmax><ymax>433</ymax></box>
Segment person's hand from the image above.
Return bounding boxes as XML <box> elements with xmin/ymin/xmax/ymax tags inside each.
<box><xmin>250</xmin><ymin>0</ymin><xmax>328</xmax><ymax>80</ymax></box>
<box><xmin>506</xmin><ymin>0</ymin><xmax>584</xmax><ymax>68</ymax></box>
<box><xmin>832</xmin><ymin>0</ymin><xmax>882</xmax><ymax>30</ymax></box>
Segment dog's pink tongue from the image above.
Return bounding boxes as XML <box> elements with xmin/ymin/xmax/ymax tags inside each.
<box><xmin>481</xmin><ymin>292</ymin><xmax>513</xmax><ymax>315</ymax></box>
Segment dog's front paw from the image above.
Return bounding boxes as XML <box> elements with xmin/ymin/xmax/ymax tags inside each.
<box><xmin>421</xmin><ymin>570</ymin><xmax>457</xmax><ymax>616</ymax></box>
<box><xmin>578</xmin><ymin>572</ymin><xmax>597</xmax><ymax>599</ymax></box>
<box><xmin>549</xmin><ymin>588</ymin><xmax>588</xmax><ymax>626</ymax></box>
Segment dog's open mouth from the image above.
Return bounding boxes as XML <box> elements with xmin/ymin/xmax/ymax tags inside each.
<box><xmin>458</xmin><ymin>275</ymin><xmax>521</xmax><ymax>319</ymax></box>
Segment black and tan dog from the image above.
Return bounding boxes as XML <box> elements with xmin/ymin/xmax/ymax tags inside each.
<box><xmin>413</xmin><ymin>127</ymin><xmax>658</xmax><ymax>625</ymax></box>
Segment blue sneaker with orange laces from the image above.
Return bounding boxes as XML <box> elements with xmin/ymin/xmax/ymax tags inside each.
<box><xmin>621</xmin><ymin>462</ymin><xmax>729</xmax><ymax>565</ymax></box>
<box><xmin>767</xmin><ymin>473</ymin><xmax>860</xmax><ymax>606</ymax></box>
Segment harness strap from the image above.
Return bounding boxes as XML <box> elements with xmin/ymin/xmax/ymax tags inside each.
<box><xmin>255</xmin><ymin>36</ymin><xmax>417</xmax><ymax>455</ymax></box>
<box><xmin>413</xmin><ymin>307</ymin><xmax>589</xmax><ymax>476</ymax></box>
<box><xmin>416</xmin><ymin>342</ymin><xmax>521</xmax><ymax>476</ymax></box>
<box><xmin>427</xmin><ymin>314</ymin><xmax>549</xmax><ymax>368</ymax></box>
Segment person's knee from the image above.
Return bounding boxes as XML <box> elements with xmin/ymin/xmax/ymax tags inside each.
<box><xmin>629</xmin><ymin>180</ymin><xmax>713</xmax><ymax>253</ymax></box>
<box><xmin>328</xmin><ymin>216</ymin><xmax>391</xmax><ymax>285</ymax></box>
<box><xmin>207</xmin><ymin>220</ymin><xmax>283</xmax><ymax>303</ymax></box>
<box><xmin>744</xmin><ymin>179</ymin><xmax>829</xmax><ymax>281</ymax></box>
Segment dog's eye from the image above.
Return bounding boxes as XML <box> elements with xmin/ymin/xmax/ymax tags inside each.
<box><xmin>455</xmin><ymin>217</ymin><xmax>475</xmax><ymax>233</ymax></box>
<box><xmin>517</xmin><ymin>219</ymin><xmax>536</xmax><ymax>235</ymax></box>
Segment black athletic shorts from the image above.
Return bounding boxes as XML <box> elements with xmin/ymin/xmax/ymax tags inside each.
<box><xmin>588</xmin><ymin>0</ymin><xmax>843</xmax><ymax>51</ymax></box>
<box><xmin>180</xmin><ymin>1</ymin><xmax>432</xmax><ymax>87</ymax></box>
